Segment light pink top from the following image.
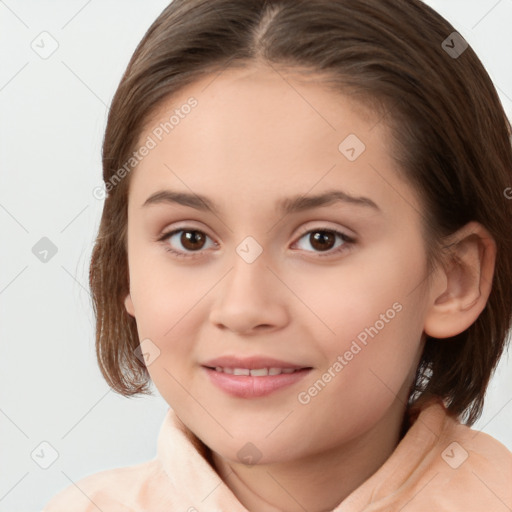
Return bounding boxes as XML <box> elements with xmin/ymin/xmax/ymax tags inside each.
<box><xmin>43</xmin><ymin>400</ymin><xmax>512</xmax><ymax>511</ymax></box>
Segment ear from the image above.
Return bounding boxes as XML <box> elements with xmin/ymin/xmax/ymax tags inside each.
<box><xmin>124</xmin><ymin>293</ymin><xmax>135</xmax><ymax>317</ymax></box>
<box><xmin>423</xmin><ymin>221</ymin><xmax>496</xmax><ymax>339</ymax></box>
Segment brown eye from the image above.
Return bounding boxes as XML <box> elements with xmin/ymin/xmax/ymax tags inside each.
<box><xmin>159</xmin><ymin>228</ymin><xmax>216</xmax><ymax>258</ymax></box>
<box><xmin>180</xmin><ymin>230</ymin><xmax>206</xmax><ymax>251</ymax></box>
<box><xmin>294</xmin><ymin>228</ymin><xmax>355</xmax><ymax>257</ymax></box>
<box><xmin>309</xmin><ymin>231</ymin><xmax>336</xmax><ymax>251</ymax></box>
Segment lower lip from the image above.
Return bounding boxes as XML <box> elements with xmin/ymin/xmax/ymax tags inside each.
<box><xmin>203</xmin><ymin>367</ymin><xmax>312</xmax><ymax>398</ymax></box>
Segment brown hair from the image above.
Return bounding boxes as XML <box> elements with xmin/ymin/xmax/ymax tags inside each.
<box><xmin>90</xmin><ymin>0</ymin><xmax>512</xmax><ymax>425</ymax></box>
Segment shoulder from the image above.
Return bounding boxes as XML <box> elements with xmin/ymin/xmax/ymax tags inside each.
<box><xmin>440</xmin><ymin>412</ymin><xmax>512</xmax><ymax>476</ymax></box>
<box><xmin>415</xmin><ymin>405</ymin><xmax>512</xmax><ymax>510</ymax></box>
<box><xmin>42</xmin><ymin>458</ymin><xmax>168</xmax><ymax>512</ymax></box>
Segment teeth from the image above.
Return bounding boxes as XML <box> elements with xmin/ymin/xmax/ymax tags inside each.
<box><xmin>213</xmin><ymin>366</ymin><xmax>300</xmax><ymax>376</ymax></box>
<box><xmin>250</xmin><ymin>368</ymin><xmax>269</xmax><ymax>376</ymax></box>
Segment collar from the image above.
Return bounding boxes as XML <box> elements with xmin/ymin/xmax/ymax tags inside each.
<box><xmin>157</xmin><ymin>407</ymin><xmax>250</xmax><ymax>510</ymax></box>
<box><xmin>156</xmin><ymin>400</ymin><xmax>450</xmax><ymax>511</ymax></box>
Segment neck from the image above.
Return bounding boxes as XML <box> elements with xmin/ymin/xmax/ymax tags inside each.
<box><xmin>211</xmin><ymin>398</ymin><xmax>408</xmax><ymax>512</ymax></box>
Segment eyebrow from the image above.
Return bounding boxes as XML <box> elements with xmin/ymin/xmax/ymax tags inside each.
<box><xmin>141</xmin><ymin>189</ymin><xmax>381</xmax><ymax>215</ymax></box>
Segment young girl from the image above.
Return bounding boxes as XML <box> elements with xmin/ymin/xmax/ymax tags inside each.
<box><xmin>44</xmin><ymin>0</ymin><xmax>512</xmax><ymax>510</ymax></box>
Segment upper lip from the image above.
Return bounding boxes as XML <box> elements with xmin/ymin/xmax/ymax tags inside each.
<box><xmin>202</xmin><ymin>355</ymin><xmax>311</xmax><ymax>370</ymax></box>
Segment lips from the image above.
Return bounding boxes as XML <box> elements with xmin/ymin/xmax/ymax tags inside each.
<box><xmin>202</xmin><ymin>355</ymin><xmax>310</xmax><ymax>371</ymax></box>
<box><xmin>201</xmin><ymin>355</ymin><xmax>313</xmax><ymax>398</ymax></box>
<box><xmin>212</xmin><ymin>367</ymin><xmax>299</xmax><ymax>376</ymax></box>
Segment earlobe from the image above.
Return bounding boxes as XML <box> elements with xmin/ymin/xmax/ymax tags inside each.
<box><xmin>423</xmin><ymin>221</ymin><xmax>496</xmax><ymax>339</ymax></box>
<box><xmin>124</xmin><ymin>293</ymin><xmax>135</xmax><ymax>317</ymax></box>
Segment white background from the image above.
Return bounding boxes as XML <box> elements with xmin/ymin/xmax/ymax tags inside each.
<box><xmin>0</xmin><ymin>1</ymin><xmax>511</xmax><ymax>510</ymax></box>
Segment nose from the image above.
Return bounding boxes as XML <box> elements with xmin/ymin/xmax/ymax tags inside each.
<box><xmin>208</xmin><ymin>252</ymin><xmax>290</xmax><ymax>335</ymax></box>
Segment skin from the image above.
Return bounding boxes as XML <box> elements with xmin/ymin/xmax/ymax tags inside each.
<box><xmin>123</xmin><ymin>62</ymin><xmax>496</xmax><ymax>511</ymax></box>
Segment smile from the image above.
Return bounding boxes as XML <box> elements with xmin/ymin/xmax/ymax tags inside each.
<box><xmin>209</xmin><ymin>366</ymin><xmax>301</xmax><ymax>376</ymax></box>
<box><xmin>203</xmin><ymin>366</ymin><xmax>312</xmax><ymax>398</ymax></box>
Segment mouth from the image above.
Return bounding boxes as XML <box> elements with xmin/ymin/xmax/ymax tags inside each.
<box><xmin>201</xmin><ymin>356</ymin><xmax>312</xmax><ymax>398</ymax></box>
<box><xmin>205</xmin><ymin>366</ymin><xmax>306</xmax><ymax>376</ymax></box>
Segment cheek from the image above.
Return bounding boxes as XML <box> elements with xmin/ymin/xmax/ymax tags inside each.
<box><xmin>291</xmin><ymin>234</ymin><xmax>426</xmax><ymax>343</ymax></box>
<box><xmin>129</xmin><ymin>246</ymin><xmax>211</xmax><ymax>335</ymax></box>
<box><xmin>295</xmin><ymin>298</ymin><xmax>424</xmax><ymax>447</ymax></box>
<box><xmin>298</xmin><ymin>240</ymin><xmax>426</xmax><ymax>405</ymax></box>
<box><xmin>127</xmin><ymin>257</ymin><xmax>218</xmax><ymax>397</ymax></box>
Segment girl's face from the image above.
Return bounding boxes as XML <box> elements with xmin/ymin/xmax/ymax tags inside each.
<box><xmin>124</xmin><ymin>65</ymin><xmax>434</xmax><ymax>464</ymax></box>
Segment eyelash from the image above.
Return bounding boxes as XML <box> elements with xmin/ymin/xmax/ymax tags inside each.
<box><xmin>157</xmin><ymin>226</ymin><xmax>356</xmax><ymax>260</ymax></box>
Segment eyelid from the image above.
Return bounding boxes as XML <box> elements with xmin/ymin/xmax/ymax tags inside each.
<box><xmin>156</xmin><ymin>220</ymin><xmax>214</xmax><ymax>240</ymax></box>
<box><xmin>291</xmin><ymin>226</ymin><xmax>356</xmax><ymax>258</ymax></box>
<box><xmin>157</xmin><ymin>221</ymin><xmax>356</xmax><ymax>259</ymax></box>
<box><xmin>294</xmin><ymin>221</ymin><xmax>355</xmax><ymax>240</ymax></box>
<box><xmin>156</xmin><ymin>218</ymin><xmax>354</xmax><ymax>240</ymax></box>
<box><xmin>157</xmin><ymin>227</ymin><xmax>217</xmax><ymax>260</ymax></box>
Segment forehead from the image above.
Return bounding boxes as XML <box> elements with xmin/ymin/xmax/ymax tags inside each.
<box><xmin>143</xmin><ymin>64</ymin><xmax>378</xmax><ymax>143</ymax></box>
<box><xmin>128</xmin><ymin>65</ymin><xmax>420</xmax><ymax>218</ymax></box>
